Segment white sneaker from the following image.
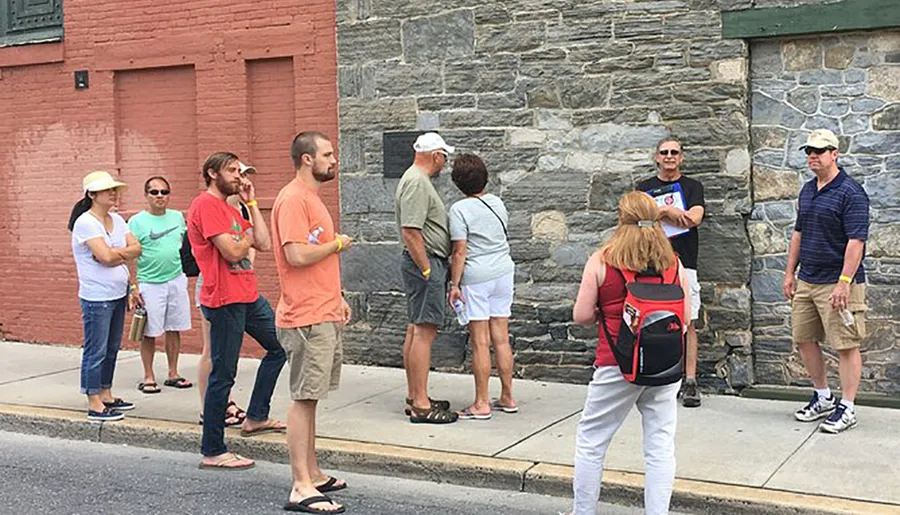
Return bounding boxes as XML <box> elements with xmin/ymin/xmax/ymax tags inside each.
<box><xmin>794</xmin><ymin>392</ymin><xmax>836</xmax><ymax>422</ymax></box>
<box><xmin>819</xmin><ymin>403</ymin><xmax>858</xmax><ymax>433</ymax></box>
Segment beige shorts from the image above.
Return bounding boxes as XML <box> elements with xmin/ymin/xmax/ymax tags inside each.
<box><xmin>277</xmin><ymin>322</ymin><xmax>343</xmax><ymax>400</ymax></box>
<box><xmin>792</xmin><ymin>280</ymin><xmax>867</xmax><ymax>350</ymax></box>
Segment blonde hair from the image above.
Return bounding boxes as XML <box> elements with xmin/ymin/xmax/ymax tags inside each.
<box><xmin>600</xmin><ymin>191</ymin><xmax>676</xmax><ymax>272</ymax></box>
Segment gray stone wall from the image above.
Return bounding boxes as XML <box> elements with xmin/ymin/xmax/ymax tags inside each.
<box><xmin>336</xmin><ymin>0</ymin><xmax>900</xmax><ymax>394</ymax></box>
<box><xmin>749</xmin><ymin>31</ymin><xmax>900</xmax><ymax>394</ymax></box>
<box><xmin>336</xmin><ymin>0</ymin><xmax>753</xmax><ymax>389</ymax></box>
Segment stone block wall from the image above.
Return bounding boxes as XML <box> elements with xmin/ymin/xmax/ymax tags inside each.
<box><xmin>336</xmin><ymin>0</ymin><xmax>754</xmax><ymax>388</ymax></box>
<box><xmin>336</xmin><ymin>0</ymin><xmax>900</xmax><ymax>394</ymax></box>
<box><xmin>749</xmin><ymin>31</ymin><xmax>900</xmax><ymax>394</ymax></box>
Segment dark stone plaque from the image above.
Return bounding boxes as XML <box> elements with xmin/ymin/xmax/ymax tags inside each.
<box><xmin>382</xmin><ymin>131</ymin><xmax>425</xmax><ymax>178</ymax></box>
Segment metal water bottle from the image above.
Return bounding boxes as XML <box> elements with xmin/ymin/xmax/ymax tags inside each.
<box><xmin>129</xmin><ymin>306</ymin><xmax>147</xmax><ymax>341</ymax></box>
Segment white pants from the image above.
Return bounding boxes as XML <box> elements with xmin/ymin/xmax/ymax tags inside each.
<box><xmin>572</xmin><ymin>366</ymin><xmax>680</xmax><ymax>515</ymax></box>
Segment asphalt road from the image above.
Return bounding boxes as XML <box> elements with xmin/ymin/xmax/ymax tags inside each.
<box><xmin>0</xmin><ymin>430</ymin><xmax>675</xmax><ymax>515</ymax></box>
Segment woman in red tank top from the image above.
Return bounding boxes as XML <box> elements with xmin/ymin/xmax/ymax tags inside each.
<box><xmin>570</xmin><ymin>191</ymin><xmax>691</xmax><ymax>515</ymax></box>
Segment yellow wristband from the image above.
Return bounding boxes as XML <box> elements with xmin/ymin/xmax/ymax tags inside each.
<box><xmin>422</xmin><ymin>268</ymin><xmax>431</xmax><ymax>278</ymax></box>
<box><xmin>839</xmin><ymin>275</ymin><xmax>852</xmax><ymax>283</ymax></box>
<box><xmin>245</xmin><ymin>200</ymin><xmax>258</xmax><ymax>208</ymax></box>
<box><xmin>336</xmin><ymin>238</ymin><xmax>343</xmax><ymax>253</ymax></box>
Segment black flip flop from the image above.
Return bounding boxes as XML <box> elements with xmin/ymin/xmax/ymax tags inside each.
<box><xmin>315</xmin><ymin>476</ymin><xmax>347</xmax><ymax>493</ymax></box>
<box><xmin>138</xmin><ymin>382</ymin><xmax>161</xmax><ymax>394</ymax></box>
<box><xmin>163</xmin><ymin>376</ymin><xmax>193</xmax><ymax>389</ymax></box>
<box><xmin>283</xmin><ymin>495</ymin><xmax>344</xmax><ymax>514</ymax></box>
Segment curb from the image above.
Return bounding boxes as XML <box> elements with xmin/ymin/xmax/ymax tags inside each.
<box><xmin>1</xmin><ymin>403</ymin><xmax>898</xmax><ymax>515</ymax></box>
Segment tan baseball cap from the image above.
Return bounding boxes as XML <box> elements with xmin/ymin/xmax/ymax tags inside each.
<box><xmin>799</xmin><ymin>129</ymin><xmax>840</xmax><ymax>150</ymax></box>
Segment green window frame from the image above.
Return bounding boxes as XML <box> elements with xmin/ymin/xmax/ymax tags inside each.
<box><xmin>0</xmin><ymin>0</ymin><xmax>63</xmax><ymax>47</ymax></box>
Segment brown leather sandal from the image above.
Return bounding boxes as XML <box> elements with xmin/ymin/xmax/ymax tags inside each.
<box><xmin>408</xmin><ymin>404</ymin><xmax>458</xmax><ymax>424</ymax></box>
<box><xmin>404</xmin><ymin>397</ymin><xmax>451</xmax><ymax>416</ymax></box>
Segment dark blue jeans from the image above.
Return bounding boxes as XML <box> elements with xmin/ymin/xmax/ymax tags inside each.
<box><xmin>79</xmin><ymin>296</ymin><xmax>127</xmax><ymax>395</ymax></box>
<box><xmin>200</xmin><ymin>296</ymin><xmax>286</xmax><ymax>457</ymax></box>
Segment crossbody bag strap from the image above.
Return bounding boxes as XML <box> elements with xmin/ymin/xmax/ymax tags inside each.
<box><xmin>474</xmin><ymin>196</ymin><xmax>508</xmax><ymax>239</ymax></box>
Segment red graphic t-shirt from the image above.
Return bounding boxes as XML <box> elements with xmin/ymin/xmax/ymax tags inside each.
<box><xmin>187</xmin><ymin>192</ymin><xmax>258</xmax><ymax>308</ymax></box>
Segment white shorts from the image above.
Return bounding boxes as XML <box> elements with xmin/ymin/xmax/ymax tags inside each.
<box><xmin>139</xmin><ymin>273</ymin><xmax>192</xmax><ymax>338</ymax></box>
<box><xmin>684</xmin><ymin>267</ymin><xmax>701</xmax><ymax>322</ymax></box>
<box><xmin>194</xmin><ymin>274</ymin><xmax>202</xmax><ymax>309</ymax></box>
<box><xmin>461</xmin><ymin>271</ymin><xmax>514</xmax><ymax>321</ymax></box>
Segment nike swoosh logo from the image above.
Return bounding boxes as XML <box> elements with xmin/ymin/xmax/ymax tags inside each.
<box><xmin>148</xmin><ymin>227</ymin><xmax>178</xmax><ymax>240</ymax></box>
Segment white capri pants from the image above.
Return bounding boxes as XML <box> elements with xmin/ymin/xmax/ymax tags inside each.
<box><xmin>572</xmin><ymin>366</ymin><xmax>680</xmax><ymax>515</ymax></box>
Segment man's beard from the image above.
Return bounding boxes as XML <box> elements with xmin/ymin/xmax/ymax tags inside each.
<box><xmin>215</xmin><ymin>173</ymin><xmax>240</xmax><ymax>195</ymax></box>
<box><xmin>313</xmin><ymin>166</ymin><xmax>335</xmax><ymax>183</ymax></box>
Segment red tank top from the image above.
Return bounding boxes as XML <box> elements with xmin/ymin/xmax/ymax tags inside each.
<box><xmin>595</xmin><ymin>264</ymin><xmax>626</xmax><ymax>367</ymax></box>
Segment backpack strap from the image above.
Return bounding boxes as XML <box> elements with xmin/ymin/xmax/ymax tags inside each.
<box><xmin>662</xmin><ymin>260</ymin><xmax>681</xmax><ymax>285</ymax></box>
<box><xmin>595</xmin><ymin>265</ymin><xmax>623</xmax><ymax>350</ymax></box>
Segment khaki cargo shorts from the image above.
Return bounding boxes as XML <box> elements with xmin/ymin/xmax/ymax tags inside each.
<box><xmin>277</xmin><ymin>322</ymin><xmax>343</xmax><ymax>400</ymax></box>
<box><xmin>791</xmin><ymin>280</ymin><xmax>867</xmax><ymax>350</ymax></box>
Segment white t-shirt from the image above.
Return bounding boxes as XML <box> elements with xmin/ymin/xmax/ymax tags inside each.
<box><xmin>71</xmin><ymin>211</ymin><xmax>131</xmax><ymax>301</ymax></box>
<box><xmin>448</xmin><ymin>194</ymin><xmax>515</xmax><ymax>285</ymax></box>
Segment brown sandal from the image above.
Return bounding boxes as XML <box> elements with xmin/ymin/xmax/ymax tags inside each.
<box><xmin>404</xmin><ymin>397</ymin><xmax>450</xmax><ymax>416</ymax></box>
<box><xmin>408</xmin><ymin>404</ymin><xmax>458</xmax><ymax>424</ymax></box>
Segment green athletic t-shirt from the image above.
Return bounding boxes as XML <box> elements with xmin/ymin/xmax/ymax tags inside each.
<box><xmin>128</xmin><ymin>209</ymin><xmax>186</xmax><ymax>283</ymax></box>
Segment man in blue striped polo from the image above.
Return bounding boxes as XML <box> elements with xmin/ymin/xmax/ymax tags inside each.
<box><xmin>783</xmin><ymin>129</ymin><xmax>870</xmax><ymax>434</ymax></box>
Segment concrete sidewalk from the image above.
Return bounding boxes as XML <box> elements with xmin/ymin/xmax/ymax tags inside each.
<box><xmin>1</xmin><ymin>340</ymin><xmax>898</xmax><ymax>514</ymax></box>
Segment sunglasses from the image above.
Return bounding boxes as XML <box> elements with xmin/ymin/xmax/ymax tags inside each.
<box><xmin>804</xmin><ymin>147</ymin><xmax>835</xmax><ymax>156</ymax></box>
<box><xmin>658</xmin><ymin>149</ymin><xmax>681</xmax><ymax>156</ymax></box>
<box><xmin>147</xmin><ymin>189</ymin><xmax>170</xmax><ymax>196</ymax></box>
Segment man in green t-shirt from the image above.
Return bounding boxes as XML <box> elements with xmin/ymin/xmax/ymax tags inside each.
<box><xmin>395</xmin><ymin>132</ymin><xmax>457</xmax><ymax>424</ymax></box>
<box><xmin>128</xmin><ymin>176</ymin><xmax>193</xmax><ymax>394</ymax></box>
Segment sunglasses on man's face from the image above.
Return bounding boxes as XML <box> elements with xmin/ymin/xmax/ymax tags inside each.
<box><xmin>804</xmin><ymin>147</ymin><xmax>835</xmax><ymax>156</ymax></box>
<box><xmin>147</xmin><ymin>189</ymin><xmax>170</xmax><ymax>196</ymax></box>
<box><xmin>658</xmin><ymin>149</ymin><xmax>681</xmax><ymax>156</ymax></box>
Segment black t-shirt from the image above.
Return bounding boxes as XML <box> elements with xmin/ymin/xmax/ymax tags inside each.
<box><xmin>636</xmin><ymin>175</ymin><xmax>705</xmax><ymax>269</ymax></box>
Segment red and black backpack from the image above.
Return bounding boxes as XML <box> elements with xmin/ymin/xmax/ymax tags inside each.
<box><xmin>598</xmin><ymin>265</ymin><xmax>685</xmax><ymax>386</ymax></box>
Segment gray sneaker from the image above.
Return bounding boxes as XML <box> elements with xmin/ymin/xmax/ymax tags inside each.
<box><xmin>819</xmin><ymin>403</ymin><xmax>857</xmax><ymax>433</ymax></box>
<box><xmin>794</xmin><ymin>392</ymin><xmax>836</xmax><ymax>422</ymax></box>
<box><xmin>681</xmin><ymin>378</ymin><xmax>701</xmax><ymax>408</ymax></box>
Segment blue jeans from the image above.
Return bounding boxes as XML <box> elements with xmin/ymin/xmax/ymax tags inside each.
<box><xmin>200</xmin><ymin>296</ymin><xmax>286</xmax><ymax>457</ymax></box>
<box><xmin>79</xmin><ymin>297</ymin><xmax>127</xmax><ymax>395</ymax></box>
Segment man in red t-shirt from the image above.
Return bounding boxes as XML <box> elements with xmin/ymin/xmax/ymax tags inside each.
<box><xmin>187</xmin><ymin>152</ymin><xmax>287</xmax><ymax>471</ymax></box>
<box><xmin>272</xmin><ymin>131</ymin><xmax>352</xmax><ymax>512</ymax></box>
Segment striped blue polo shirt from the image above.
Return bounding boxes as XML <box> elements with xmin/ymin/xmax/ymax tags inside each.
<box><xmin>795</xmin><ymin>167</ymin><xmax>870</xmax><ymax>284</ymax></box>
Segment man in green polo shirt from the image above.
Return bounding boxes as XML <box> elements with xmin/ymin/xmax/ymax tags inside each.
<box><xmin>129</xmin><ymin>176</ymin><xmax>193</xmax><ymax>394</ymax></box>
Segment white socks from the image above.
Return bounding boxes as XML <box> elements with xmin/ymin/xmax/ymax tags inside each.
<box><xmin>840</xmin><ymin>399</ymin><xmax>855</xmax><ymax>411</ymax></box>
<box><xmin>815</xmin><ymin>387</ymin><xmax>833</xmax><ymax>401</ymax></box>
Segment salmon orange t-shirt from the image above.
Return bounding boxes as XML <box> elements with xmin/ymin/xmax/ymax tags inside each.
<box><xmin>271</xmin><ymin>178</ymin><xmax>343</xmax><ymax>328</ymax></box>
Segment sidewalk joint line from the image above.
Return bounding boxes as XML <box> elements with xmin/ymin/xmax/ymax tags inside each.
<box><xmin>0</xmin><ymin>367</ymin><xmax>81</xmax><ymax>387</ymax></box>
<box><xmin>490</xmin><ymin>409</ymin><xmax>583</xmax><ymax>458</ymax></box>
<box><xmin>761</xmin><ymin>424</ymin><xmax>818</xmax><ymax>488</ymax></box>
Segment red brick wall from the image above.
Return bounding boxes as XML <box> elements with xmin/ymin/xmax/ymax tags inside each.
<box><xmin>0</xmin><ymin>1</ymin><xmax>339</xmax><ymax>355</ymax></box>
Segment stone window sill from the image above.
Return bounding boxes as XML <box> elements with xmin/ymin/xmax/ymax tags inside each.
<box><xmin>0</xmin><ymin>40</ymin><xmax>64</xmax><ymax>68</ymax></box>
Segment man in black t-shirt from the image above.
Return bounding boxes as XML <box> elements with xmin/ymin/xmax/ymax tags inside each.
<box><xmin>636</xmin><ymin>137</ymin><xmax>705</xmax><ymax>407</ymax></box>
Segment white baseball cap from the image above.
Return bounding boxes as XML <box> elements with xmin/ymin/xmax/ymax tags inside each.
<box><xmin>413</xmin><ymin>132</ymin><xmax>455</xmax><ymax>154</ymax></box>
<box><xmin>238</xmin><ymin>161</ymin><xmax>257</xmax><ymax>175</ymax></box>
<box><xmin>800</xmin><ymin>129</ymin><xmax>840</xmax><ymax>150</ymax></box>
<box><xmin>83</xmin><ymin>171</ymin><xmax>128</xmax><ymax>193</ymax></box>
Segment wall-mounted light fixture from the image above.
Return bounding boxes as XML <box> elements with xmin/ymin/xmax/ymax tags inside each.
<box><xmin>74</xmin><ymin>70</ymin><xmax>89</xmax><ymax>90</ymax></box>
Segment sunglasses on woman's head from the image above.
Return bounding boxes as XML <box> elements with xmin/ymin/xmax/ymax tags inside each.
<box><xmin>147</xmin><ymin>189</ymin><xmax>170</xmax><ymax>196</ymax></box>
<box><xmin>804</xmin><ymin>147</ymin><xmax>835</xmax><ymax>156</ymax></box>
<box><xmin>658</xmin><ymin>149</ymin><xmax>680</xmax><ymax>156</ymax></box>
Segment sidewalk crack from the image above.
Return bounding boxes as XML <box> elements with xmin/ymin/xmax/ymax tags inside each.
<box><xmin>490</xmin><ymin>409</ymin><xmax>582</xmax><ymax>459</ymax></box>
<box><xmin>761</xmin><ymin>426</ymin><xmax>817</xmax><ymax>487</ymax></box>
